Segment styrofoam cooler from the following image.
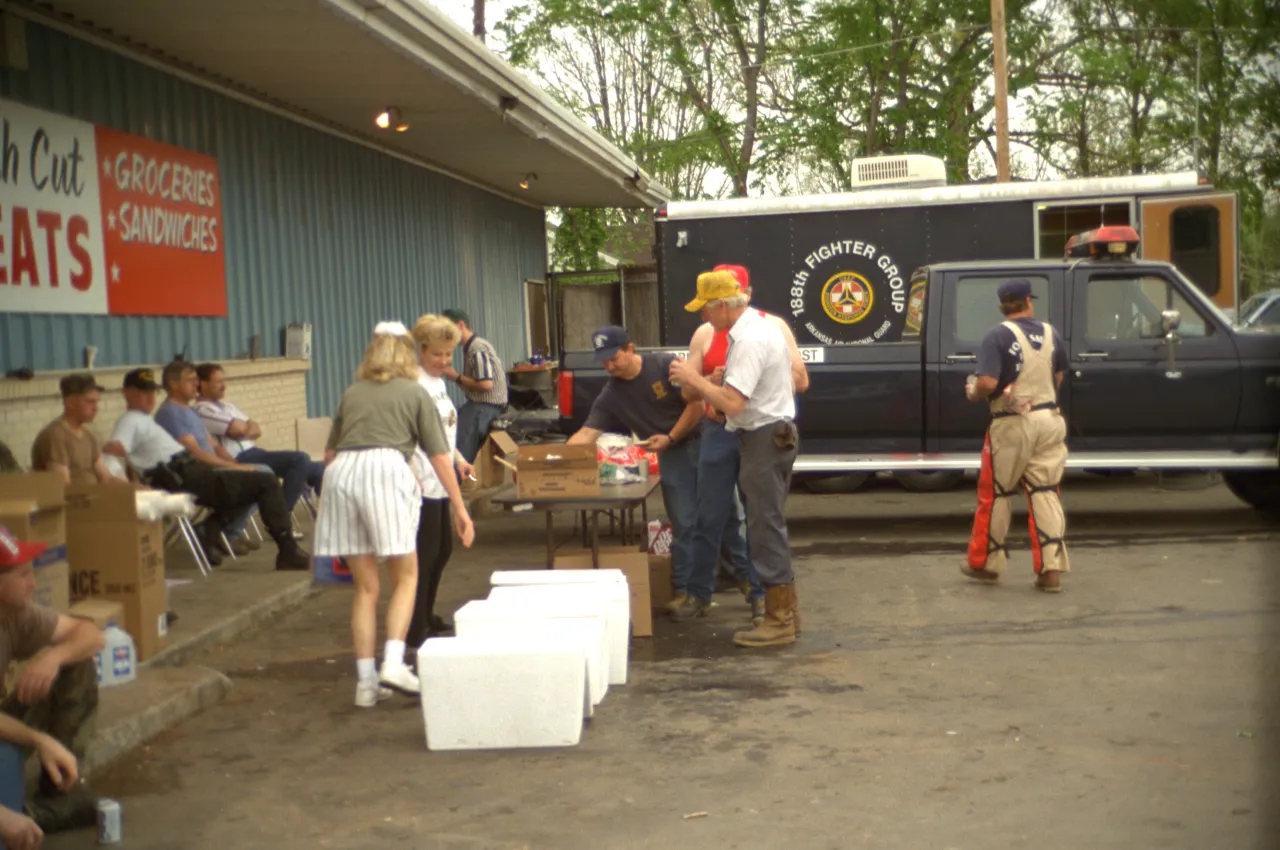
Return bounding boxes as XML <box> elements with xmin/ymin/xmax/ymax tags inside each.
<box><xmin>454</xmin><ymin>599</ymin><xmax>607</xmax><ymax>716</ymax></box>
<box><xmin>490</xmin><ymin>569</ymin><xmax>627</xmax><ymax>586</ymax></box>
<box><xmin>418</xmin><ymin>636</ymin><xmax>585</xmax><ymax>751</ymax></box>
<box><xmin>486</xmin><ymin>582</ymin><xmax>630</xmax><ymax>686</ymax></box>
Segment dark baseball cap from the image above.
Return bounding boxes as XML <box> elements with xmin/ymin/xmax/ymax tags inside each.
<box><xmin>591</xmin><ymin>326</ymin><xmax>630</xmax><ymax>362</ymax></box>
<box><xmin>123</xmin><ymin>368</ymin><xmax>161</xmax><ymax>391</ymax></box>
<box><xmin>997</xmin><ymin>278</ymin><xmax>1038</xmax><ymax>302</ymax></box>
<box><xmin>442</xmin><ymin>309</ymin><xmax>471</xmax><ymax>325</ymax></box>
<box><xmin>60</xmin><ymin>373</ymin><xmax>105</xmax><ymax>397</ymax></box>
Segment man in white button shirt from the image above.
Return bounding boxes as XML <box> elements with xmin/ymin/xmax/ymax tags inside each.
<box><xmin>670</xmin><ymin>270</ymin><xmax>801</xmax><ymax>647</ymax></box>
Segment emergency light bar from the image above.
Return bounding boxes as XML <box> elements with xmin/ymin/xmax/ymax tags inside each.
<box><xmin>1065</xmin><ymin>225</ymin><xmax>1141</xmax><ymax>259</ymax></box>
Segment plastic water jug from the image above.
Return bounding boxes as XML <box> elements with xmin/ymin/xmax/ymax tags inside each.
<box><xmin>97</xmin><ymin>625</ymin><xmax>137</xmax><ymax>688</ymax></box>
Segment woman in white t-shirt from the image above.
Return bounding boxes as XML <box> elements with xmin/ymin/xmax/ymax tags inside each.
<box><xmin>407</xmin><ymin>314</ymin><xmax>475</xmax><ymax>650</ymax></box>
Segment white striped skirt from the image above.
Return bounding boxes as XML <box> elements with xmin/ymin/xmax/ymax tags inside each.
<box><xmin>315</xmin><ymin>448</ymin><xmax>420</xmax><ymax>558</ymax></box>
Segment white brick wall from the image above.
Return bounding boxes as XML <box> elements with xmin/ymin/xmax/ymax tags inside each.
<box><xmin>0</xmin><ymin>359</ymin><xmax>311</xmax><ymax>469</ymax></box>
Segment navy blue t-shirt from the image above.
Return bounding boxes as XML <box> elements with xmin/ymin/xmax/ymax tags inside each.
<box><xmin>584</xmin><ymin>353</ymin><xmax>688</xmax><ymax>440</ymax></box>
<box><xmin>976</xmin><ymin>318</ymin><xmax>1068</xmax><ymax>400</ymax></box>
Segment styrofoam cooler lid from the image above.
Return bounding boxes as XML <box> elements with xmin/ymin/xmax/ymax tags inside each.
<box><xmin>487</xmin><ymin>585</ymin><xmax>627</xmax><ymax>606</ymax></box>
<box><xmin>418</xmin><ymin>634</ymin><xmax>587</xmax><ymax>660</ymax></box>
<box><xmin>490</xmin><ymin>569</ymin><xmax>626</xmax><ymax>586</ymax></box>
<box><xmin>461</xmin><ymin>597</ymin><xmax>614</xmax><ymax>622</ymax></box>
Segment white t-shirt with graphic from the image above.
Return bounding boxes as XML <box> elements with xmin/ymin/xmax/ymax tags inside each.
<box><xmin>410</xmin><ymin>372</ymin><xmax>459</xmax><ymax>499</ymax></box>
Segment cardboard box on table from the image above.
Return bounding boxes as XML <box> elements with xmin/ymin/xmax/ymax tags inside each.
<box><xmin>554</xmin><ymin>545</ymin><xmax>652</xmax><ymax>637</ymax></box>
<box><xmin>517</xmin><ymin>444</ymin><xmax>600</xmax><ymax>500</ymax></box>
<box><xmin>0</xmin><ymin>472</ymin><xmax>71</xmax><ymax>611</ymax></box>
<box><xmin>476</xmin><ymin>431</ymin><xmax>519</xmax><ymax>489</ymax></box>
<box><xmin>65</xmin><ymin>484</ymin><xmax>169</xmax><ymax>661</ymax></box>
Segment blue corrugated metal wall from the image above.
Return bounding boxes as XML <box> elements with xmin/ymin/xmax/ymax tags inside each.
<box><xmin>0</xmin><ymin>21</ymin><xmax>547</xmax><ymax>416</ymax></box>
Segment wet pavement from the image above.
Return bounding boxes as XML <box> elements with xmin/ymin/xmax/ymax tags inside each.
<box><xmin>45</xmin><ymin>474</ymin><xmax>1280</xmax><ymax>850</ymax></box>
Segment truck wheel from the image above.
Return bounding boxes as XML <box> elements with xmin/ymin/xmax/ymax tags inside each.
<box><xmin>1222</xmin><ymin>470</ymin><xmax>1280</xmax><ymax>513</ymax></box>
<box><xmin>799</xmin><ymin>472</ymin><xmax>871</xmax><ymax>494</ymax></box>
<box><xmin>895</xmin><ymin>470</ymin><xmax>966</xmax><ymax>493</ymax></box>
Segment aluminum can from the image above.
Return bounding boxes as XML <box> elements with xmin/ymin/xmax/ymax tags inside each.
<box><xmin>97</xmin><ymin>798</ymin><xmax>122</xmax><ymax>845</ymax></box>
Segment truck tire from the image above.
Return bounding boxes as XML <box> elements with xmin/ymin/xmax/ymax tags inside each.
<box><xmin>799</xmin><ymin>472</ymin><xmax>871</xmax><ymax>494</ymax></box>
<box><xmin>1222</xmin><ymin>470</ymin><xmax>1280</xmax><ymax>514</ymax></box>
<box><xmin>895</xmin><ymin>470</ymin><xmax>966</xmax><ymax>493</ymax></box>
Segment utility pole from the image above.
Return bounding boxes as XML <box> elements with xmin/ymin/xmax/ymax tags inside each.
<box><xmin>990</xmin><ymin>0</ymin><xmax>1011</xmax><ymax>182</ymax></box>
<box><xmin>474</xmin><ymin>0</ymin><xmax>486</xmax><ymax>43</ymax></box>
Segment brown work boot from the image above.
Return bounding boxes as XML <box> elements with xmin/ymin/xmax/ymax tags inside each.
<box><xmin>733</xmin><ymin>585</ymin><xmax>796</xmax><ymax>648</ymax></box>
<box><xmin>792</xmin><ymin>585</ymin><xmax>802</xmax><ymax>636</ymax></box>
<box><xmin>669</xmin><ymin>595</ymin><xmax>712</xmax><ymax>622</ymax></box>
<box><xmin>664</xmin><ymin>592</ymin><xmax>689</xmax><ymax>615</ymax></box>
<box><xmin>750</xmin><ymin>596</ymin><xmax>766</xmax><ymax>627</ymax></box>
<box><xmin>960</xmin><ymin>564</ymin><xmax>999</xmax><ymax>584</ymax></box>
<box><xmin>1034</xmin><ymin>570</ymin><xmax>1062</xmax><ymax>593</ymax></box>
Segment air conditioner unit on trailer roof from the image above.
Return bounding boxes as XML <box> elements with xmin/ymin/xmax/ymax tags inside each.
<box><xmin>850</xmin><ymin>154</ymin><xmax>947</xmax><ymax>190</ymax></box>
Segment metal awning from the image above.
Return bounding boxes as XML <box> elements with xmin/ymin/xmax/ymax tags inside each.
<box><xmin>10</xmin><ymin>0</ymin><xmax>669</xmax><ymax>209</ymax></box>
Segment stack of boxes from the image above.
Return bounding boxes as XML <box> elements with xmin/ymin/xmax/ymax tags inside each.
<box><xmin>0</xmin><ymin>474</ymin><xmax>168</xmax><ymax>689</ymax></box>
<box><xmin>417</xmin><ymin>568</ymin><xmax>633</xmax><ymax>752</ymax></box>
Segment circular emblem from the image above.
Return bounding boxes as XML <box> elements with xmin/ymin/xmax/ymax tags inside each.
<box><xmin>821</xmin><ymin>272</ymin><xmax>873</xmax><ymax>324</ymax></box>
<box><xmin>905</xmin><ymin>279</ymin><xmax>927</xmax><ymax>334</ymax></box>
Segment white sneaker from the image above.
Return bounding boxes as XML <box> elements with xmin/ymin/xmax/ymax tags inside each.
<box><xmin>379</xmin><ymin>663</ymin><xmax>420</xmax><ymax>696</ymax></box>
<box><xmin>355</xmin><ymin>681</ymin><xmax>392</xmax><ymax>708</ymax></box>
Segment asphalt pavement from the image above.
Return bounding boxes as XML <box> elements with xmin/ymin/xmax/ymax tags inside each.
<box><xmin>46</xmin><ymin>473</ymin><xmax>1280</xmax><ymax>850</ymax></box>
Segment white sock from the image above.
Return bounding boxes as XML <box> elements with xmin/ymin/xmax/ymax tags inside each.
<box><xmin>383</xmin><ymin>640</ymin><xmax>406</xmax><ymax>671</ymax></box>
<box><xmin>356</xmin><ymin>657</ymin><xmax>377</xmax><ymax>684</ymax></box>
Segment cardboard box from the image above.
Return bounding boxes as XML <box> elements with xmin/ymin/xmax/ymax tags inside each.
<box><xmin>0</xmin><ymin>472</ymin><xmax>68</xmax><ymax>546</ymax></box>
<box><xmin>68</xmin><ymin>598</ymin><xmax>126</xmax><ymax>630</ymax></box>
<box><xmin>648</xmin><ymin>554</ymin><xmax>673</xmax><ymax>611</ymax></box>
<box><xmin>65</xmin><ymin>484</ymin><xmax>169</xmax><ymax>661</ymax></box>
<box><xmin>555</xmin><ymin>546</ymin><xmax>652</xmax><ymax>637</ymax></box>
<box><xmin>477</xmin><ymin>431</ymin><xmax>519</xmax><ymax>489</ymax></box>
<box><xmin>517</xmin><ymin>444</ymin><xmax>601</xmax><ymax>500</ymax></box>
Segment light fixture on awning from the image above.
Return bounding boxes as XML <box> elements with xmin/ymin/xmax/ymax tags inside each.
<box><xmin>375</xmin><ymin>107</ymin><xmax>409</xmax><ymax>132</ymax></box>
<box><xmin>519</xmin><ymin>173</ymin><xmax>537</xmax><ymax>190</ymax></box>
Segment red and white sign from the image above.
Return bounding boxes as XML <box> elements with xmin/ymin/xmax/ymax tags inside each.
<box><xmin>0</xmin><ymin>97</ymin><xmax>227</xmax><ymax>317</ymax></box>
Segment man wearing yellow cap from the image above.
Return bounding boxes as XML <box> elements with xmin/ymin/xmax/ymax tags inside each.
<box><xmin>670</xmin><ymin>270</ymin><xmax>801</xmax><ymax>647</ymax></box>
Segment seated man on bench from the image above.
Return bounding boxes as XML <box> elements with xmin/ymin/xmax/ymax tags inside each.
<box><xmin>0</xmin><ymin>525</ymin><xmax>105</xmax><ymax>843</ymax></box>
<box><xmin>104</xmin><ymin>368</ymin><xmax>310</xmax><ymax>571</ymax></box>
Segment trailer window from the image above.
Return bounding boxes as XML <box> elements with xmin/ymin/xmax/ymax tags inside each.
<box><xmin>1037</xmin><ymin>202</ymin><xmax>1132</xmax><ymax>259</ymax></box>
<box><xmin>1170</xmin><ymin>206</ymin><xmax>1220</xmax><ymax>296</ymax></box>
<box><xmin>953</xmin><ymin>275</ymin><xmax>1051</xmax><ymax>343</ymax></box>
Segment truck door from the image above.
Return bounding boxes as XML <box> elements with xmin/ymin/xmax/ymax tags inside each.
<box><xmin>1066</xmin><ymin>265</ymin><xmax>1240</xmax><ymax>452</ymax></box>
<box><xmin>933</xmin><ymin>270</ymin><xmax>1063</xmax><ymax>452</ymax></box>
<box><xmin>1140</xmin><ymin>193</ymin><xmax>1237</xmax><ymax>313</ymax></box>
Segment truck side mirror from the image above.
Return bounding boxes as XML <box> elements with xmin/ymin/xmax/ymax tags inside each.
<box><xmin>1161</xmin><ymin>309</ymin><xmax>1182</xmax><ymax>379</ymax></box>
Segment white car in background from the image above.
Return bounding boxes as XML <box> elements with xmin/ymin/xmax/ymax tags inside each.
<box><xmin>1235</xmin><ymin>289</ymin><xmax>1280</xmax><ymax>330</ymax></box>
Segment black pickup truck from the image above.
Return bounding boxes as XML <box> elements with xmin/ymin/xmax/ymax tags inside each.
<box><xmin>557</xmin><ymin>237</ymin><xmax>1280</xmax><ymax>512</ymax></box>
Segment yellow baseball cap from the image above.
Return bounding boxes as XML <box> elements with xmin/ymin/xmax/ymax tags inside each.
<box><xmin>684</xmin><ymin>270</ymin><xmax>741</xmax><ymax>312</ymax></box>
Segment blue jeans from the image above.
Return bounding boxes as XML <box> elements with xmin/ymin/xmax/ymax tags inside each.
<box><xmin>0</xmin><ymin>742</ymin><xmax>23</xmax><ymax>834</ymax></box>
<box><xmin>658</xmin><ymin>436</ymin><xmax>701</xmax><ymax>600</ymax></box>
<box><xmin>237</xmin><ymin>447</ymin><xmax>325</xmax><ymax>509</ymax></box>
<box><xmin>457</xmin><ymin>402</ymin><xmax>503</xmax><ymax>464</ymax></box>
<box><xmin>687</xmin><ymin>420</ymin><xmax>762</xmax><ymax>603</ymax></box>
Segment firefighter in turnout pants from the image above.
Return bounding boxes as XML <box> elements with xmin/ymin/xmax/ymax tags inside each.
<box><xmin>961</xmin><ymin>278</ymin><xmax>1070</xmax><ymax>592</ymax></box>
<box><xmin>671</xmin><ymin>270</ymin><xmax>801</xmax><ymax>646</ymax></box>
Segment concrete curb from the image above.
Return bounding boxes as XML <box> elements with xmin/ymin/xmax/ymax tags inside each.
<box><xmin>86</xmin><ymin>666</ymin><xmax>232</xmax><ymax>777</ymax></box>
<box><xmin>144</xmin><ymin>577</ymin><xmax>317</xmax><ymax>669</ymax></box>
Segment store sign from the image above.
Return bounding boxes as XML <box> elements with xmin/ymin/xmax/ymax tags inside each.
<box><xmin>0</xmin><ymin>97</ymin><xmax>227</xmax><ymax>317</ymax></box>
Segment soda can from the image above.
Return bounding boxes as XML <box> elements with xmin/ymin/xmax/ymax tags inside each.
<box><xmin>97</xmin><ymin>798</ymin><xmax>122</xmax><ymax>845</ymax></box>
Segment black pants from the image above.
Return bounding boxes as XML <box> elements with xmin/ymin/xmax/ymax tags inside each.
<box><xmin>150</xmin><ymin>454</ymin><xmax>294</xmax><ymax>543</ymax></box>
<box><xmin>407</xmin><ymin>498</ymin><xmax>454</xmax><ymax>650</ymax></box>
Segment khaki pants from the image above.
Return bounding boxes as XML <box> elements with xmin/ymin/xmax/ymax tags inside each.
<box><xmin>967</xmin><ymin>409</ymin><xmax>1070</xmax><ymax>574</ymax></box>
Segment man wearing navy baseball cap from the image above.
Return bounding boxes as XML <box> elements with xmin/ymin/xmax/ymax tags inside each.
<box><xmin>567</xmin><ymin>325</ymin><xmax>704</xmax><ymax>604</ymax></box>
<box><xmin>962</xmin><ymin>278</ymin><xmax>1071</xmax><ymax>592</ymax></box>
<box><xmin>0</xmin><ymin>525</ymin><xmax>106</xmax><ymax>840</ymax></box>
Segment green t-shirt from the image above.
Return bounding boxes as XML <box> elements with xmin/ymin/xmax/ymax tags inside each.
<box><xmin>326</xmin><ymin>377</ymin><xmax>450</xmax><ymax>460</ymax></box>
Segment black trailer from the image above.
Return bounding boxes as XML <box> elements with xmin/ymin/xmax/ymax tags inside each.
<box><xmin>655</xmin><ymin>171</ymin><xmax>1238</xmax><ymax>350</ymax></box>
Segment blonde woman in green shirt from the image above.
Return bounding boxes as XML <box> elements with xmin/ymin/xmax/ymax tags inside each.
<box><xmin>316</xmin><ymin>322</ymin><xmax>476</xmax><ymax>708</ymax></box>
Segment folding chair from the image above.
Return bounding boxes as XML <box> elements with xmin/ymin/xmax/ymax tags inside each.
<box><xmin>164</xmin><ymin>510</ymin><xmax>214</xmax><ymax>578</ymax></box>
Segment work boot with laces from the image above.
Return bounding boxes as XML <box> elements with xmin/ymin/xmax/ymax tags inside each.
<box><xmin>733</xmin><ymin>585</ymin><xmax>797</xmax><ymax>648</ymax></box>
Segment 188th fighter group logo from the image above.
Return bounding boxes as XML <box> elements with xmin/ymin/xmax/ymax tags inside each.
<box><xmin>821</xmin><ymin>272</ymin><xmax>873</xmax><ymax>324</ymax></box>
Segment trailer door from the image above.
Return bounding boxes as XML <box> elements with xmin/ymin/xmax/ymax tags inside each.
<box><xmin>1140</xmin><ymin>193</ymin><xmax>1237</xmax><ymax>312</ymax></box>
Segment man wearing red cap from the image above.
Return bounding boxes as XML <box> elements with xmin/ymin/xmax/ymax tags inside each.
<box><xmin>671</xmin><ymin>264</ymin><xmax>809</xmax><ymax>625</ymax></box>
<box><xmin>0</xmin><ymin>526</ymin><xmax>106</xmax><ymax>840</ymax></box>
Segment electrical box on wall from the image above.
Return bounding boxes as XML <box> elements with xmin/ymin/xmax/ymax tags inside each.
<box><xmin>285</xmin><ymin>323</ymin><xmax>312</xmax><ymax>360</ymax></box>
